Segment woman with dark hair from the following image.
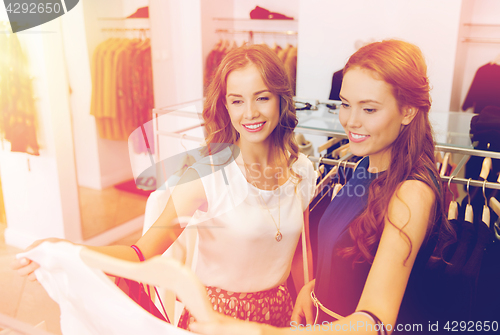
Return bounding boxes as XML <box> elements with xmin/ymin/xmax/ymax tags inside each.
<box><xmin>13</xmin><ymin>44</ymin><xmax>316</xmax><ymax>329</ymax></box>
<box><xmin>190</xmin><ymin>39</ymin><xmax>453</xmax><ymax>334</ymax></box>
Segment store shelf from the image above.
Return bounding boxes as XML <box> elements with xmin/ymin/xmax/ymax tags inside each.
<box><xmin>463</xmin><ymin>23</ymin><xmax>500</xmax><ymax>27</ymax></box>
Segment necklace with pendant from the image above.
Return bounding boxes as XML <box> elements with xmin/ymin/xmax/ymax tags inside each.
<box><xmin>244</xmin><ymin>162</ymin><xmax>282</xmax><ymax>242</ymax></box>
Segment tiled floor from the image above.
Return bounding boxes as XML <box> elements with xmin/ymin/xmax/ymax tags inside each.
<box><xmin>79</xmin><ymin>186</ymin><xmax>148</xmax><ymax>240</ymax></box>
<box><xmin>0</xmin><ymin>185</ymin><xmax>146</xmax><ymax>334</ymax></box>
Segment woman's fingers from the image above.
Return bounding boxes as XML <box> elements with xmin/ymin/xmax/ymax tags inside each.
<box><xmin>12</xmin><ymin>238</ymin><xmax>71</xmax><ymax>284</ymax></box>
<box><xmin>12</xmin><ymin>256</ymin><xmax>40</xmax><ymax>283</ymax></box>
<box><xmin>27</xmin><ymin>272</ymin><xmax>39</xmax><ymax>282</ymax></box>
<box><xmin>291</xmin><ymin>304</ymin><xmax>314</xmax><ymax>326</ymax></box>
<box><xmin>304</xmin><ymin>304</ymin><xmax>314</xmax><ymax>325</ymax></box>
<box><xmin>11</xmin><ymin>257</ymin><xmax>29</xmax><ymax>270</ymax></box>
<box><xmin>291</xmin><ymin>280</ymin><xmax>316</xmax><ymax>326</ymax></box>
<box><xmin>12</xmin><ymin>238</ymin><xmax>67</xmax><ymax>274</ymax></box>
<box><xmin>14</xmin><ymin>259</ymin><xmax>40</xmax><ymax>277</ymax></box>
<box><xmin>290</xmin><ymin>308</ymin><xmax>303</xmax><ymax>324</ymax></box>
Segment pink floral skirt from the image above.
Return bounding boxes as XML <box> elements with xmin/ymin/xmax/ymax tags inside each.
<box><xmin>178</xmin><ymin>284</ymin><xmax>293</xmax><ymax>330</ymax></box>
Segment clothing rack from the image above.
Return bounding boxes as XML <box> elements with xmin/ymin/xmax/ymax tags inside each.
<box><xmin>308</xmin><ymin>154</ymin><xmax>357</xmax><ymax>170</ymax></box>
<box><xmin>434</xmin><ymin>145</ymin><xmax>500</xmax><ymax>160</ymax></box>
<box><xmin>152</xmin><ymin>108</ymin><xmax>205</xmax><ymax>145</ymax></box>
<box><xmin>98</xmin><ymin>17</ymin><xmax>130</xmax><ymax>20</ymax></box>
<box><xmin>101</xmin><ymin>28</ymin><xmax>150</xmax><ymax>32</ymax></box>
<box><xmin>461</xmin><ymin>37</ymin><xmax>500</xmax><ymax>44</ymax></box>
<box><xmin>307</xmin><ymin>153</ymin><xmax>500</xmax><ymax>192</ymax></box>
<box><xmin>464</xmin><ymin>23</ymin><xmax>500</xmax><ymax>27</ymax></box>
<box><xmin>215</xmin><ymin>29</ymin><xmax>297</xmax><ymax>44</ymax></box>
<box><xmin>215</xmin><ymin>29</ymin><xmax>297</xmax><ymax>35</ymax></box>
<box><xmin>294</xmin><ymin>98</ymin><xmax>342</xmax><ymax>112</ymax></box>
<box><xmin>152</xmin><ymin>106</ymin><xmax>206</xmax><ymax>165</ymax></box>
<box><xmin>155</xmin><ymin>131</ymin><xmax>204</xmax><ymax>145</ymax></box>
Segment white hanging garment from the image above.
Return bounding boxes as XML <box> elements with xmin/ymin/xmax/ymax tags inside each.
<box><xmin>17</xmin><ymin>242</ymin><xmax>208</xmax><ymax>335</ymax></box>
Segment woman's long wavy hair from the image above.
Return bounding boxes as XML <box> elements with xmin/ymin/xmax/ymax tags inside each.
<box><xmin>339</xmin><ymin>39</ymin><xmax>453</xmax><ymax>264</ymax></box>
<box><xmin>202</xmin><ymin>44</ymin><xmax>300</xmax><ymax>177</ymax></box>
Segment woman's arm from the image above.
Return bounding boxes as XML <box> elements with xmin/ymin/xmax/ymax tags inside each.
<box><xmin>191</xmin><ymin>179</ymin><xmax>435</xmax><ymax>335</ymax></box>
<box><xmin>354</xmin><ymin>179</ymin><xmax>434</xmax><ymax>332</ymax></box>
<box><xmin>13</xmin><ymin>168</ymin><xmax>207</xmax><ymax>279</ymax></box>
<box><xmin>92</xmin><ymin>167</ymin><xmax>207</xmax><ymax>259</ymax></box>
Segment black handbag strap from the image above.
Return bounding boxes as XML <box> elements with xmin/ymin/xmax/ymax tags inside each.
<box><xmin>130</xmin><ymin>245</ymin><xmax>171</xmax><ymax>324</ymax></box>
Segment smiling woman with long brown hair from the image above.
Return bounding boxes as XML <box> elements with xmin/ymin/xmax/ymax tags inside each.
<box><xmin>190</xmin><ymin>40</ymin><xmax>453</xmax><ymax>335</ymax></box>
<box><xmin>13</xmin><ymin>44</ymin><xmax>317</xmax><ymax>329</ymax></box>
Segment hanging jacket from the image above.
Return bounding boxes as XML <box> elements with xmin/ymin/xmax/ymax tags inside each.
<box><xmin>462</xmin><ymin>63</ymin><xmax>500</xmax><ymax>114</ymax></box>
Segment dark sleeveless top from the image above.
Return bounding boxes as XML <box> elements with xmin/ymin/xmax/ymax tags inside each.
<box><xmin>314</xmin><ymin>157</ymin><xmax>440</xmax><ymax>329</ymax></box>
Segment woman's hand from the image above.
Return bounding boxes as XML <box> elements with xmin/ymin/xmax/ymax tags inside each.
<box><xmin>11</xmin><ymin>238</ymin><xmax>69</xmax><ymax>282</ymax></box>
<box><xmin>291</xmin><ymin>278</ymin><xmax>315</xmax><ymax>326</ymax></box>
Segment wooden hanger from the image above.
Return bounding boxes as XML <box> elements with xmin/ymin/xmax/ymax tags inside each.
<box><xmin>479</xmin><ymin>156</ymin><xmax>492</xmax><ymax>180</ymax></box>
<box><xmin>80</xmin><ymin>248</ymin><xmax>216</xmax><ymax>323</ymax></box>
<box><xmin>331</xmin><ymin>159</ymin><xmax>348</xmax><ymax>201</ymax></box>
<box><xmin>435</xmin><ymin>151</ymin><xmax>443</xmax><ymax>164</ymax></box>
<box><xmin>310</xmin><ymin>165</ymin><xmax>338</xmax><ymax>212</ymax></box>
<box><xmin>318</xmin><ymin>164</ymin><xmax>325</xmax><ymax>176</ymax></box>
<box><xmin>317</xmin><ymin>137</ymin><xmax>342</xmax><ymax>154</ymax></box>
<box><xmin>440</xmin><ymin>152</ymin><xmax>451</xmax><ymax>177</ymax></box>
<box><xmin>339</xmin><ymin>147</ymin><xmax>350</xmax><ymax>158</ymax></box>
<box><xmin>313</xmin><ymin>163</ymin><xmax>337</xmax><ymax>198</ymax></box>
<box><xmin>295</xmin><ymin>133</ymin><xmax>307</xmax><ymax>146</ymax></box>
<box><xmin>465</xmin><ymin>178</ymin><xmax>474</xmax><ymax>223</ymax></box>
<box><xmin>479</xmin><ymin>143</ymin><xmax>492</xmax><ymax>181</ymax></box>
<box><xmin>214</xmin><ymin>39</ymin><xmax>222</xmax><ymax>50</ymax></box>
<box><xmin>489</xmin><ymin>197</ymin><xmax>500</xmax><ymax>217</ymax></box>
<box><xmin>447</xmin><ymin>176</ymin><xmax>458</xmax><ymax>221</ymax></box>
<box><xmin>481</xmin><ymin>179</ymin><xmax>490</xmax><ymax>227</ymax></box>
<box><xmin>331</xmin><ymin>183</ymin><xmax>343</xmax><ymax>201</ymax></box>
<box><xmin>490</xmin><ymin>197</ymin><xmax>500</xmax><ymax>242</ymax></box>
<box><xmin>218</xmin><ymin>38</ymin><xmax>227</xmax><ymax>52</ymax></box>
<box><xmin>331</xmin><ymin>143</ymin><xmax>350</xmax><ymax>159</ymax></box>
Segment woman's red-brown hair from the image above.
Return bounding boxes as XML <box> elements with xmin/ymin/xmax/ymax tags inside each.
<box><xmin>202</xmin><ymin>44</ymin><xmax>300</xmax><ymax>176</ymax></box>
<box><xmin>339</xmin><ymin>39</ymin><xmax>452</xmax><ymax>264</ymax></box>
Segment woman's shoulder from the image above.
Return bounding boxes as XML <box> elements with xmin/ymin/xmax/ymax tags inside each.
<box><xmin>294</xmin><ymin>152</ymin><xmax>313</xmax><ymax>168</ymax></box>
<box><xmin>292</xmin><ymin>152</ymin><xmax>315</xmax><ymax>177</ymax></box>
<box><xmin>394</xmin><ymin>171</ymin><xmax>436</xmax><ymax>208</ymax></box>
<box><xmin>292</xmin><ymin>153</ymin><xmax>316</xmax><ymax>209</ymax></box>
<box><xmin>388</xmin><ymin>179</ymin><xmax>435</xmax><ymax>230</ymax></box>
<box><xmin>398</xmin><ymin>179</ymin><xmax>435</xmax><ymax>201</ymax></box>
